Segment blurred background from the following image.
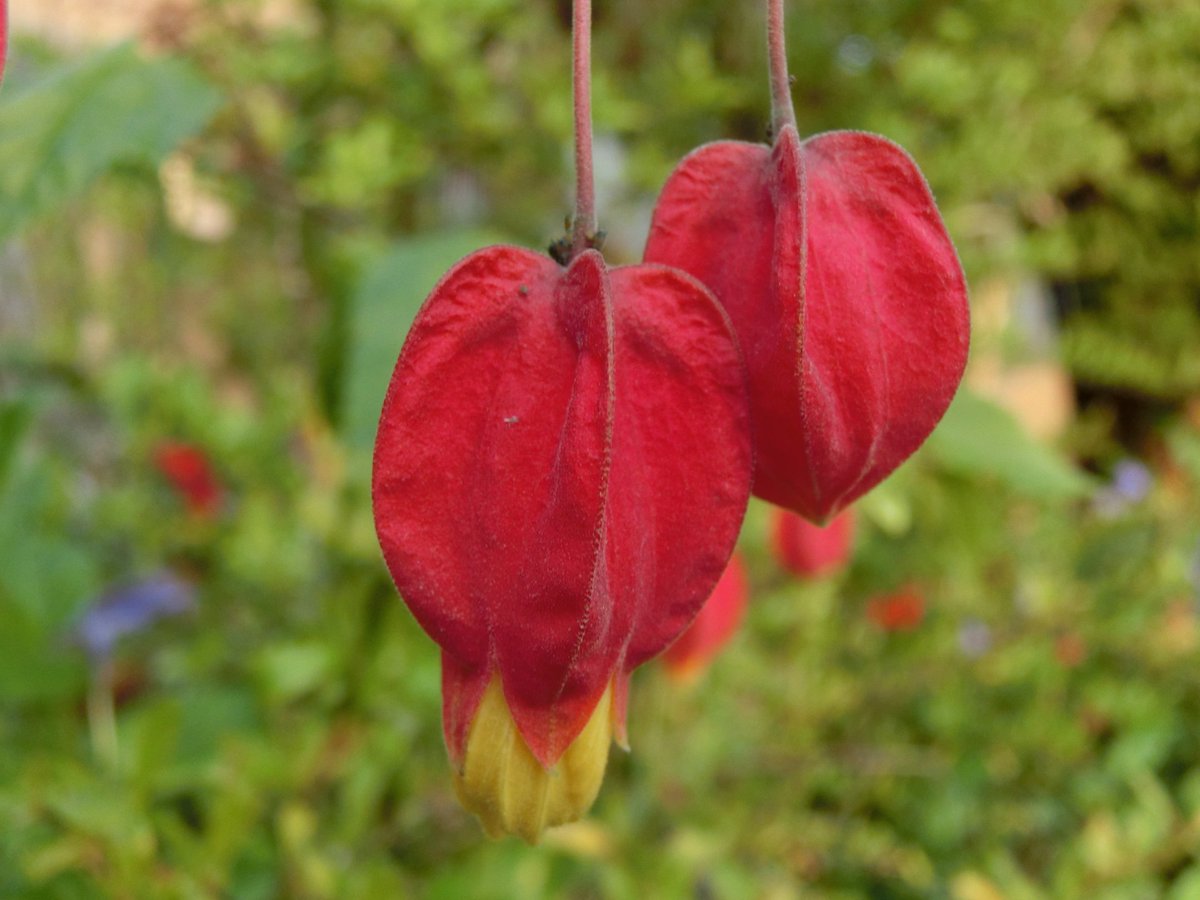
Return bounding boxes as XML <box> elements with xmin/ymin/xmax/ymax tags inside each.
<box><xmin>2</xmin><ymin>0</ymin><xmax>1200</xmax><ymax>896</ymax></box>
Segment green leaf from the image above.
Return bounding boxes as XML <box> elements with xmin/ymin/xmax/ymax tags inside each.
<box><xmin>0</xmin><ymin>459</ymin><xmax>99</xmax><ymax>702</ymax></box>
<box><xmin>0</xmin><ymin>43</ymin><xmax>223</xmax><ymax>238</ymax></box>
<box><xmin>924</xmin><ymin>389</ymin><xmax>1094</xmax><ymax>499</ymax></box>
<box><xmin>0</xmin><ymin>604</ymin><xmax>87</xmax><ymax>702</ymax></box>
<box><xmin>0</xmin><ymin>399</ymin><xmax>33</xmax><ymax>492</ymax></box>
<box><xmin>341</xmin><ymin>229</ymin><xmax>509</xmax><ymax>455</ymax></box>
<box><xmin>255</xmin><ymin>641</ymin><xmax>335</xmax><ymax>705</ymax></box>
<box><xmin>0</xmin><ymin>462</ymin><xmax>99</xmax><ymax>627</ymax></box>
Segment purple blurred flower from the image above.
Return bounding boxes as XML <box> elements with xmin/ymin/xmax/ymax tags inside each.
<box><xmin>1093</xmin><ymin>458</ymin><xmax>1153</xmax><ymax>518</ymax></box>
<box><xmin>957</xmin><ymin>619</ymin><xmax>993</xmax><ymax>659</ymax></box>
<box><xmin>1111</xmin><ymin>459</ymin><xmax>1153</xmax><ymax>502</ymax></box>
<box><xmin>72</xmin><ymin>574</ymin><xmax>195</xmax><ymax>661</ymax></box>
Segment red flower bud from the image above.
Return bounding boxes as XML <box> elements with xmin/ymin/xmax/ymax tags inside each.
<box><xmin>645</xmin><ymin>126</ymin><xmax>969</xmax><ymax>522</ymax></box>
<box><xmin>772</xmin><ymin>507</ymin><xmax>855</xmax><ymax>579</ymax></box>
<box><xmin>372</xmin><ymin>246</ymin><xmax>751</xmax><ymax>838</ymax></box>
<box><xmin>663</xmin><ymin>552</ymin><xmax>749</xmax><ymax>681</ymax></box>
<box><xmin>866</xmin><ymin>586</ymin><xmax>925</xmax><ymax>632</ymax></box>
<box><xmin>153</xmin><ymin>441</ymin><xmax>222</xmax><ymax>518</ymax></box>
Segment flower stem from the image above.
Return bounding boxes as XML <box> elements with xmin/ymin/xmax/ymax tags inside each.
<box><xmin>87</xmin><ymin>660</ymin><xmax>119</xmax><ymax>772</ymax></box>
<box><xmin>768</xmin><ymin>0</ymin><xmax>797</xmax><ymax>135</ymax></box>
<box><xmin>571</xmin><ymin>0</ymin><xmax>596</xmax><ymax>257</ymax></box>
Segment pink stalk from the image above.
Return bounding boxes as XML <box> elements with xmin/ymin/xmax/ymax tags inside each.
<box><xmin>571</xmin><ymin>0</ymin><xmax>596</xmax><ymax>257</ymax></box>
<box><xmin>768</xmin><ymin>0</ymin><xmax>797</xmax><ymax>134</ymax></box>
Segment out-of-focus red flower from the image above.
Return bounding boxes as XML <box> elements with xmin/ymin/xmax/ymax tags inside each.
<box><xmin>771</xmin><ymin>507</ymin><xmax>855</xmax><ymax>579</ymax></box>
<box><xmin>1054</xmin><ymin>632</ymin><xmax>1087</xmax><ymax>668</ymax></box>
<box><xmin>866</xmin><ymin>587</ymin><xmax>924</xmax><ymax>632</ymax></box>
<box><xmin>152</xmin><ymin>441</ymin><xmax>222</xmax><ymax>517</ymax></box>
<box><xmin>663</xmin><ymin>553</ymin><xmax>749</xmax><ymax>682</ymax></box>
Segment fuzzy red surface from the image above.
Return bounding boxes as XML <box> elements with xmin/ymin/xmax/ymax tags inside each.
<box><xmin>372</xmin><ymin>247</ymin><xmax>751</xmax><ymax>768</ymax></box>
<box><xmin>771</xmin><ymin>507</ymin><xmax>855</xmax><ymax>579</ymax></box>
<box><xmin>645</xmin><ymin>126</ymin><xmax>969</xmax><ymax>522</ymax></box>
<box><xmin>662</xmin><ymin>552</ymin><xmax>749</xmax><ymax>679</ymax></box>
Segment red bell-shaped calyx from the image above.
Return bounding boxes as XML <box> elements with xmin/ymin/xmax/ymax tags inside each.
<box><xmin>372</xmin><ymin>246</ymin><xmax>751</xmax><ymax>771</ymax></box>
<box><xmin>645</xmin><ymin>126</ymin><xmax>969</xmax><ymax>522</ymax></box>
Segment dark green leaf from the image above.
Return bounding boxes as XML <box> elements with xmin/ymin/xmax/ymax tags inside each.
<box><xmin>0</xmin><ymin>43</ymin><xmax>223</xmax><ymax>238</ymax></box>
<box><xmin>924</xmin><ymin>389</ymin><xmax>1094</xmax><ymax>499</ymax></box>
<box><xmin>0</xmin><ymin>399</ymin><xmax>32</xmax><ymax>492</ymax></box>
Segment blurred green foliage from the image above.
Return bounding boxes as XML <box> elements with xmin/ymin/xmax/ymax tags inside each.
<box><xmin>2</xmin><ymin>0</ymin><xmax>1200</xmax><ymax>896</ymax></box>
<box><xmin>0</xmin><ymin>44</ymin><xmax>221</xmax><ymax>240</ymax></box>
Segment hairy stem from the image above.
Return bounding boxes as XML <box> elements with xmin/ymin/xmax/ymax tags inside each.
<box><xmin>768</xmin><ymin>0</ymin><xmax>797</xmax><ymax>134</ymax></box>
<box><xmin>571</xmin><ymin>0</ymin><xmax>596</xmax><ymax>257</ymax></box>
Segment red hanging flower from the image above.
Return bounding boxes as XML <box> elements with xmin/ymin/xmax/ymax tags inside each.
<box><xmin>372</xmin><ymin>246</ymin><xmax>751</xmax><ymax>840</ymax></box>
<box><xmin>663</xmin><ymin>552</ymin><xmax>749</xmax><ymax>681</ymax></box>
<box><xmin>771</xmin><ymin>506</ymin><xmax>855</xmax><ymax>579</ymax></box>
<box><xmin>644</xmin><ymin>126</ymin><xmax>969</xmax><ymax>523</ymax></box>
<box><xmin>152</xmin><ymin>441</ymin><xmax>222</xmax><ymax>518</ymax></box>
<box><xmin>866</xmin><ymin>586</ymin><xmax>925</xmax><ymax>632</ymax></box>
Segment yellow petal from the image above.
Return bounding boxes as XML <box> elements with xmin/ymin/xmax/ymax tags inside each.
<box><xmin>451</xmin><ymin>675</ymin><xmax>612</xmax><ymax>844</ymax></box>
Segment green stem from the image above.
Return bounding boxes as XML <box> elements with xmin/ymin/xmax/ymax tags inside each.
<box><xmin>87</xmin><ymin>661</ymin><xmax>119</xmax><ymax>772</ymax></box>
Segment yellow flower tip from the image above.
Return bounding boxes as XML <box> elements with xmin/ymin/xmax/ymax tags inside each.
<box><xmin>451</xmin><ymin>676</ymin><xmax>614</xmax><ymax>844</ymax></box>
